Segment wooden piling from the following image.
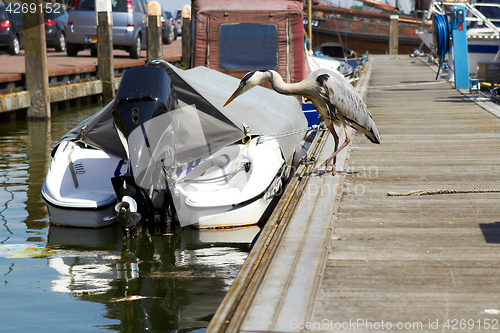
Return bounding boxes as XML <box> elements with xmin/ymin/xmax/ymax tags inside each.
<box><xmin>147</xmin><ymin>1</ymin><xmax>163</xmax><ymax>62</ymax></box>
<box><xmin>23</xmin><ymin>0</ymin><xmax>50</xmax><ymax>118</ymax></box>
<box><xmin>389</xmin><ymin>14</ymin><xmax>399</xmax><ymax>55</ymax></box>
<box><xmin>181</xmin><ymin>5</ymin><xmax>191</xmax><ymax>69</ymax></box>
<box><xmin>26</xmin><ymin>119</ymin><xmax>51</xmax><ymax>224</ymax></box>
<box><xmin>96</xmin><ymin>0</ymin><xmax>115</xmax><ymax>104</ymax></box>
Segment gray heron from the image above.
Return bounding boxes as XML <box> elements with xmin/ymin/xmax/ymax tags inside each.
<box><xmin>224</xmin><ymin>69</ymin><xmax>381</xmax><ymax>174</ymax></box>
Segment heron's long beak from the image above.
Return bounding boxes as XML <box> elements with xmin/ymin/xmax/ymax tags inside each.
<box><xmin>223</xmin><ymin>86</ymin><xmax>243</xmax><ymax>107</ymax></box>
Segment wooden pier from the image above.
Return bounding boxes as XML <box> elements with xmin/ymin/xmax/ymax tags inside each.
<box><xmin>0</xmin><ymin>41</ymin><xmax>181</xmax><ymax>118</ymax></box>
<box><xmin>207</xmin><ymin>55</ymin><xmax>500</xmax><ymax>332</ymax></box>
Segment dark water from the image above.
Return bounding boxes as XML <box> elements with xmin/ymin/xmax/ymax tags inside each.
<box><xmin>0</xmin><ymin>105</ymin><xmax>257</xmax><ymax>332</ymax></box>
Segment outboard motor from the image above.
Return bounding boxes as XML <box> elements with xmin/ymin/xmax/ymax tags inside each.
<box><xmin>111</xmin><ymin>174</ymin><xmax>155</xmax><ymax>224</ymax></box>
<box><xmin>111</xmin><ymin>61</ymin><xmax>175</xmax><ymax>226</ymax></box>
<box><xmin>112</xmin><ymin>65</ymin><xmax>172</xmax><ymax>142</ymax></box>
<box><xmin>115</xmin><ymin>195</ymin><xmax>142</xmax><ymax>239</ymax></box>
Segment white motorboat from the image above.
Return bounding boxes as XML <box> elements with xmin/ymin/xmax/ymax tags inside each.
<box><xmin>42</xmin><ymin>60</ymin><xmax>309</xmax><ymax>230</ymax></box>
<box><xmin>42</xmin><ymin>139</ymin><xmax>127</xmax><ymax>227</ymax></box>
<box><xmin>170</xmin><ymin>136</ymin><xmax>286</xmax><ymax>228</ymax></box>
<box><xmin>41</xmin><ymin>102</ymin><xmax>129</xmax><ymax>228</ymax></box>
<box><xmin>305</xmin><ymin>41</ymin><xmax>359</xmax><ymax>83</ymax></box>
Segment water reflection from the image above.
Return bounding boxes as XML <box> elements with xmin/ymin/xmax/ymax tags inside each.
<box><xmin>0</xmin><ymin>105</ymin><xmax>100</xmax><ymax>244</ymax></box>
<box><xmin>46</xmin><ymin>224</ymin><xmax>258</xmax><ymax>332</ymax></box>
<box><xmin>0</xmin><ymin>105</ymin><xmax>258</xmax><ymax>332</ymax></box>
<box><xmin>26</xmin><ymin>120</ymin><xmax>51</xmax><ymax>231</ymax></box>
<box><xmin>0</xmin><ymin>120</ymin><xmax>30</xmax><ymax>244</ymax></box>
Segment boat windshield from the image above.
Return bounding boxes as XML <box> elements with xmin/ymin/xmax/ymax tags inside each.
<box><xmin>127</xmin><ymin>104</ymin><xmax>230</xmax><ymax>190</ymax></box>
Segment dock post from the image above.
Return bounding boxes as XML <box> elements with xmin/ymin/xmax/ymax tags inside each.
<box><xmin>23</xmin><ymin>0</ymin><xmax>50</xmax><ymax>118</ymax></box>
<box><xmin>26</xmin><ymin>119</ymin><xmax>51</xmax><ymax>224</ymax></box>
<box><xmin>181</xmin><ymin>5</ymin><xmax>191</xmax><ymax>69</ymax></box>
<box><xmin>96</xmin><ymin>0</ymin><xmax>115</xmax><ymax>104</ymax></box>
<box><xmin>389</xmin><ymin>15</ymin><xmax>399</xmax><ymax>55</ymax></box>
<box><xmin>147</xmin><ymin>1</ymin><xmax>162</xmax><ymax>62</ymax></box>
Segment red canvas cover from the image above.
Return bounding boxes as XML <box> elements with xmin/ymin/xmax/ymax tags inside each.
<box><xmin>191</xmin><ymin>0</ymin><xmax>308</xmax><ymax>84</ymax></box>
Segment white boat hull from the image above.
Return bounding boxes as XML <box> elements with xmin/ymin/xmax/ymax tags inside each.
<box><xmin>42</xmin><ymin>137</ymin><xmax>293</xmax><ymax>229</ymax></box>
<box><xmin>46</xmin><ymin>202</ymin><xmax>117</xmax><ymax>228</ymax></box>
<box><xmin>171</xmin><ymin>138</ymin><xmax>286</xmax><ymax>229</ymax></box>
<box><xmin>176</xmin><ymin>198</ymin><xmax>274</xmax><ymax>229</ymax></box>
<box><xmin>41</xmin><ymin>140</ymin><xmax>127</xmax><ymax>228</ymax></box>
<box><xmin>467</xmin><ymin>35</ymin><xmax>499</xmax><ymax>75</ymax></box>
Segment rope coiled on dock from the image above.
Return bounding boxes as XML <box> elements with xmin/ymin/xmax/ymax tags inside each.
<box><xmin>387</xmin><ymin>189</ymin><xmax>500</xmax><ymax>196</ymax></box>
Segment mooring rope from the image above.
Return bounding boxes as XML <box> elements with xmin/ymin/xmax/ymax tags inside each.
<box><xmin>387</xmin><ymin>189</ymin><xmax>500</xmax><ymax>196</ymax></box>
<box><xmin>257</xmin><ymin>124</ymin><xmax>324</xmax><ymax>144</ymax></box>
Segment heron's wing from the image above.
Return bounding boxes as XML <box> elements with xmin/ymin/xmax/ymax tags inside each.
<box><xmin>316</xmin><ymin>69</ymin><xmax>381</xmax><ymax>144</ymax></box>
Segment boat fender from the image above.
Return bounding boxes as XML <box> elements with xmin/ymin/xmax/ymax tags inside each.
<box><xmin>264</xmin><ymin>176</ymin><xmax>282</xmax><ymax>201</ymax></box>
<box><xmin>283</xmin><ymin>164</ymin><xmax>292</xmax><ymax>181</ymax></box>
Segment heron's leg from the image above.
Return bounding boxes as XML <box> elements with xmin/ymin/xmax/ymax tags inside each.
<box><xmin>312</xmin><ymin>123</ymin><xmax>339</xmax><ymax>174</ymax></box>
<box><xmin>328</xmin><ymin>123</ymin><xmax>339</xmax><ymax>166</ymax></box>
<box><xmin>330</xmin><ymin>124</ymin><xmax>350</xmax><ymax>159</ymax></box>
<box><xmin>314</xmin><ymin>124</ymin><xmax>351</xmax><ymax>175</ymax></box>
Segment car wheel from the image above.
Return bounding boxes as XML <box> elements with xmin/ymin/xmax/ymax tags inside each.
<box><xmin>66</xmin><ymin>42</ymin><xmax>79</xmax><ymax>57</ymax></box>
<box><xmin>8</xmin><ymin>35</ymin><xmax>20</xmax><ymax>55</ymax></box>
<box><xmin>166</xmin><ymin>29</ymin><xmax>174</xmax><ymax>45</ymax></box>
<box><xmin>129</xmin><ymin>35</ymin><xmax>141</xmax><ymax>59</ymax></box>
<box><xmin>173</xmin><ymin>30</ymin><xmax>177</xmax><ymax>41</ymax></box>
<box><xmin>55</xmin><ymin>32</ymin><xmax>66</xmax><ymax>52</ymax></box>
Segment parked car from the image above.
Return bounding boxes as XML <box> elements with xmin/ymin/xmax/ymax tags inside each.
<box><xmin>44</xmin><ymin>7</ymin><xmax>69</xmax><ymax>52</ymax></box>
<box><xmin>161</xmin><ymin>10</ymin><xmax>174</xmax><ymax>44</ymax></box>
<box><xmin>65</xmin><ymin>0</ymin><xmax>148</xmax><ymax>58</ymax></box>
<box><xmin>0</xmin><ymin>3</ymin><xmax>24</xmax><ymax>55</ymax></box>
<box><xmin>175</xmin><ymin>9</ymin><xmax>182</xmax><ymax>36</ymax></box>
<box><xmin>164</xmin><ymin>11</ymin><xmax>178</xmax><ymax>40</ymax></box>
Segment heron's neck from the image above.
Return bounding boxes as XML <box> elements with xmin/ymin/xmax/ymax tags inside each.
<box><xmin>265</xmin><ymin>70</ymin><xmax>311</xmax><ymax>96</ymax></box>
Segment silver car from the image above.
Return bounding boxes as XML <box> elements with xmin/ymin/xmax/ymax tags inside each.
<box><xmin>65</xmin><ymin>0</ymin><xmax>147</xmax><ymax>58</ymax></box>
<box><xmin>175</xmin><ymin>9</ymin><xmax>182</xmax><ymax>36</ymax></box>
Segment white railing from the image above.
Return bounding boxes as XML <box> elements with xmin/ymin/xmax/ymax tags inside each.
<box><xmin>425</xmin><ymin>0</ymin><xmax>500</xmax><ymax>36</ymax></box>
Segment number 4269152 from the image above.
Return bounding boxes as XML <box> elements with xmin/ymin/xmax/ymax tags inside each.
<box><xmin>444</xmin><ymin>319</ymin><xmax>499</xmax><ymax>330</ymax></box>
<box><xmin>6</xmin><ymin>3</ymin><xmax>62</xmax><ymax>14</ymax></box>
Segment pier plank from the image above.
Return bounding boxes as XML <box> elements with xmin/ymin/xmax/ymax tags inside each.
<box><xmin>207</xmin><ymin>55</ymin><xmax>500</xmax><ymax>333</ymax></box>
<box><xmin>311</xmin><ymin>55</ymin><xmax>500</xmax><ymax>331</ymax></box>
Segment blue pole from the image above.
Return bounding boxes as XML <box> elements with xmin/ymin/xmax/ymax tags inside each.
<box><xmin>450</xmin><ymin>6</ymin><xmax>470</xmax><ymax>89</ymax></box>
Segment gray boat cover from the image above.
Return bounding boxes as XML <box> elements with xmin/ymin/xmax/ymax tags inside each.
<box><xmin>164</xmin><ymin>62</ymin><xmax>307</xmax><ymax>163</ymax></box>
<box><xmin>57</xmin><ymin>101</ymin><xmax>126</xmax><ymax>159</ymax></box>
<box><xmin>58</xmin><ymin>62</ymin><xmax>307</xmax><ymax>165</ymax></box>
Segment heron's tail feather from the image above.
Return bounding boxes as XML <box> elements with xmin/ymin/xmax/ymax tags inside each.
<box><xmin>343</xmin><ymin>116</ymin><xmax>381</xmax><ymax>144</ymax></box>
<box><xmin>364</xmin><ymin>125</ymin><xmax>381</xmax><ymax>144</ymax></box>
